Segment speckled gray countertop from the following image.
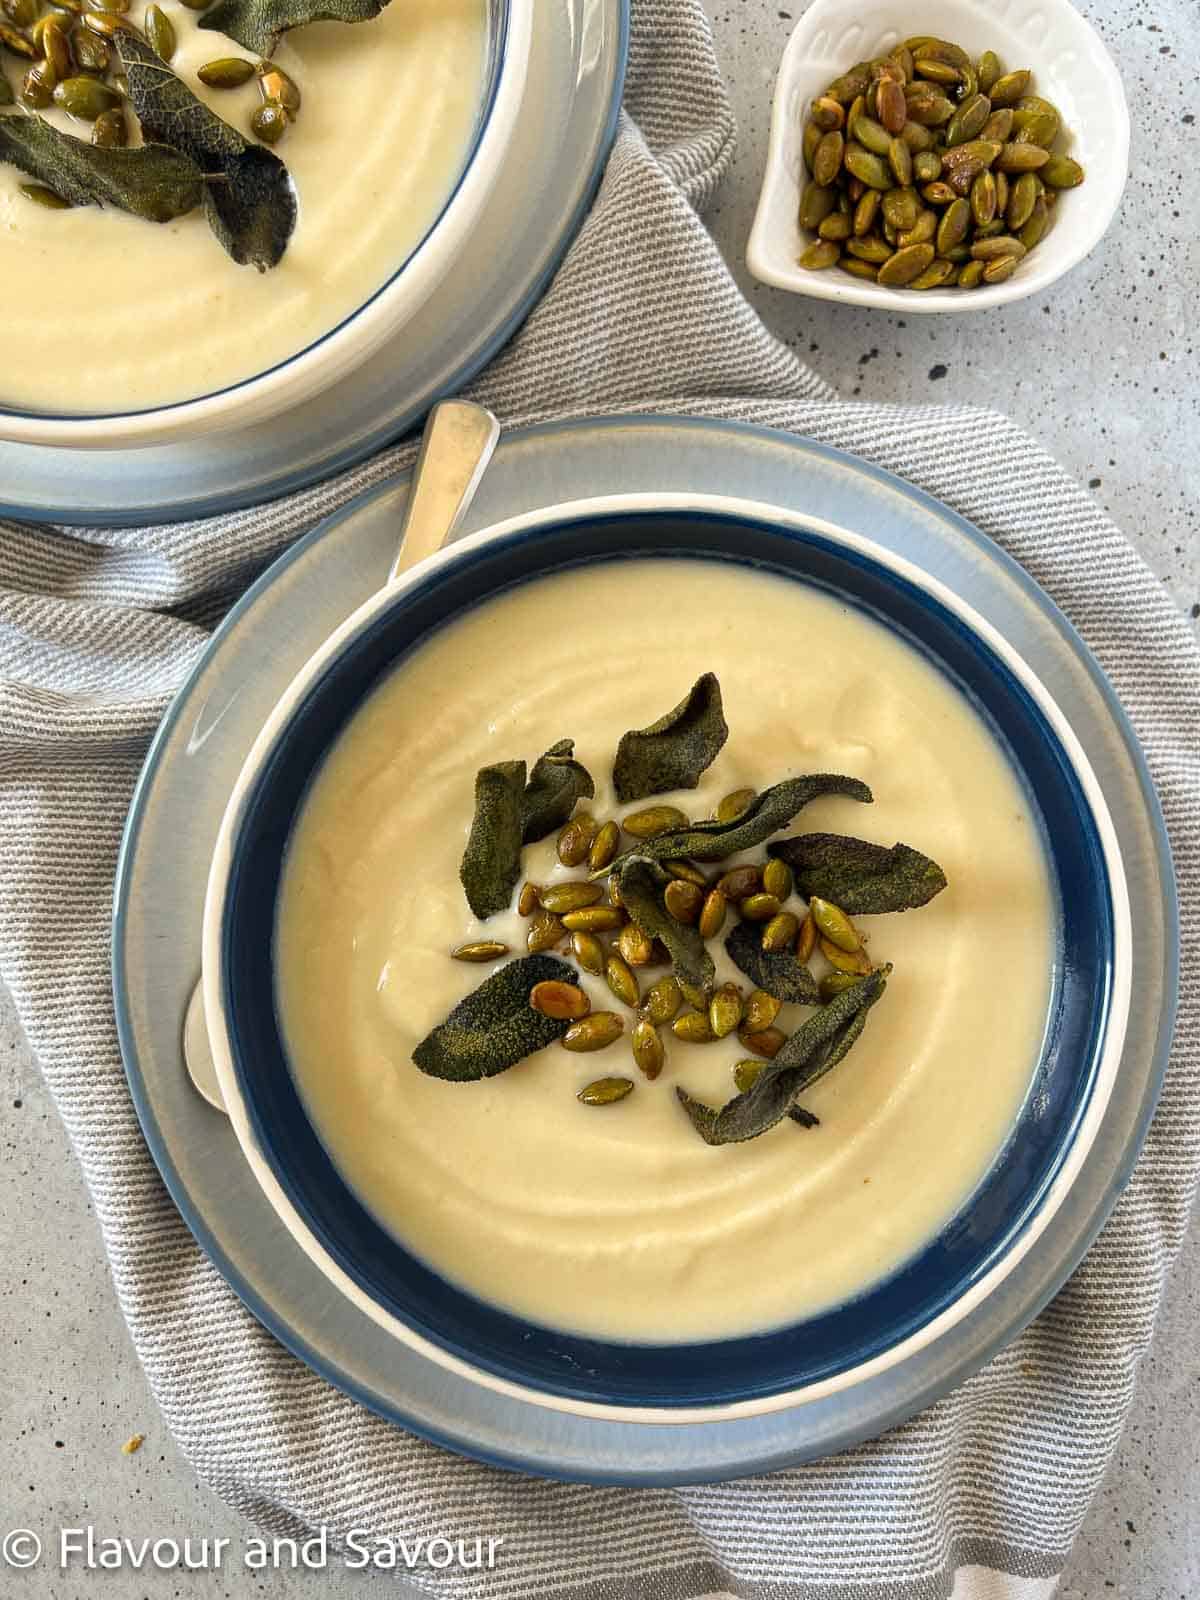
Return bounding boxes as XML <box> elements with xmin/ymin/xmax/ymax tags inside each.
<box><xmin>1</xmin><ymin>0</ymin><xmax>1197</xmax><ymax>1595</ymax></box>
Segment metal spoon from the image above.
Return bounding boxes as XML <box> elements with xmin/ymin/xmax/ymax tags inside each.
<box><xmin>182</xmin><ymin>399</ymin><xmax>501</xmax><ymax>1113</ymax></box>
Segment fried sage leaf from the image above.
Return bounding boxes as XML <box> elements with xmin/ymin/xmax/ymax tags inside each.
<box><xmin>413</xmin><ymin>954</ymin><xmax>575</xmax><ymax>1082</ymax></box>
<box><xmin>115</xmin><ymin>31</ymin><xmax>296</xmax><ymax>268</ymax></box>
<box><xmin>0</xmin><ymin>115</ymin><xmax>202</xmax><ymax>221</ymax></box>
<box><xmin>520</xmin><ymin>739</ymin><xmax>594</xmax><ymax>845</ymax></box>
<box><xmin>768</xmin><ymin>832</ymin><xmax>947</xmax><ymax>913</ymax></box>
<box><xmin>460</xmin><ymin>759</ymin><xmax>526</xmax><ymax>919</ymax></box>
<box><xmin>676</xmin><ymin>968</ymin><xmax>888</xmax><ymax>1145</ymax></box>
<box><xmin>724</xmin><ymin>919</ymin><xmax>820</xmax><ymax>1004</ymax></box>
<box><xmin>609</xmin><ymin>773</ymin><xmax>873</xmax><ymax>869</ymax></box>
<box><xmin>615</xmin><ymin>856</ymin><xmax>714</xmax><ymax>1007</ymax></box>
<box><xmin>198</xmin><ymin>0</ymin><xmax>389</xmax><ymax>58</ymax></box>
<box><xmin>612</xmin><ymin>673</ymin><xmax>728</xmax><ymax>804</ymax></box>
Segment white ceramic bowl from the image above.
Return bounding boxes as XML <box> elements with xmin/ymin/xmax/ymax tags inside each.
<box><xmin>747</xmin><ymin>0</ymin><xmax>1129</xmax><ymax>312</ymax></box>
<box><xmin>0</xmin><ymin>1</ymin><xmax>532</xmax><ymax>450</ymax></box>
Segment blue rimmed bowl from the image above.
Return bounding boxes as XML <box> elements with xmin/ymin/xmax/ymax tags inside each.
<box><xmin>202</xmin><ymin>493</ymin><xmax>1131</xmax><ymax>1423</ymax></box>
<box><xmin>0</xmin><ymin>0</ymin><xmax>531</xmax><ymax>451</ymax></box>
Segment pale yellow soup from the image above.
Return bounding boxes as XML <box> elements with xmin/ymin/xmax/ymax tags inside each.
<box><xmin>276</xmin><ymin>560</ymin><xmax>1054</xmax><ymax>1343</ymax></box>
<box><xmin>0</xmin><ymin>0</ymin><xmax>485</xmax><ymax>413</ymax></box>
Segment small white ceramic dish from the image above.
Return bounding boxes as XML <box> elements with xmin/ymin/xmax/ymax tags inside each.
<box><xmin>0</xmin><ymin>0</ymin><xmax>532</xmax><ymax>451</ymax></box>
<box><xmin>747</xmin><ymin>0</ymin><xmax>1130</xmax><ymax>312</ymax></box>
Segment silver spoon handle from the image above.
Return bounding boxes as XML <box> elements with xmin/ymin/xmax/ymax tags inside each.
<box><xmin>388</xmin><ymin>400</ymin><xmax>500</xmax><ymax>583</ymax></box>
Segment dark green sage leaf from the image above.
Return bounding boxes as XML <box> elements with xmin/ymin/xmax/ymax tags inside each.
<box><xmin>768</xmin><ymin>832</ymin><xmax>947</xmax><ymax>913</ymax></box>
<box><xmin>676</xmin><ymin>968</ymin><xmax>887</xmax><ymax>1145</ymax></box>
<box><xmin>460</xmin><ymin>759</ymin><xmax>525</xmax><ymax>919</ymax></box>
<box><xmin>198</xmin><ymin>0</ymin><xmax>390</xmax><ymax>58</ymax></box>
<box><xmin>609</xmin><ymin>773</ymin><xmax>873</xmax><ymax>869</ymax></box>
<box><xmin>612</xmin><ymin>673</ymin><xmax>728</xmax><ymax>804</ymax></box>
<box><xmin>520</xmin><ymin>739</ymin><xmax>594</xmax><ymax>845</ymax></box>
<box><xmin>0</xmin><ymin>114</ymin><xmax>202</xmax><ymax>221</ymax></box>
<box><xmin>413</xmin><ymin>954</ymin><xmax>575</xmax><ymax>1082</ymax></box>
<box><xmin>615</xmin><ymin>855</ymin><xmax>714</xmax><ymax>1007</ymax></box>
<box><xmin>724</xmin><ymin>919</ymin><xmax>820</xmax><ymax>1004</ymax></box>
<box><xmin>114</xmin><ymin>31</ymin><xmax>296</xmax><ymax>269</ymax></box>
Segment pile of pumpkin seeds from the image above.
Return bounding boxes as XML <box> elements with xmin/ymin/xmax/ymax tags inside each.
<box><xmin>452</xmin><ymin>794</ymin><xmax>885</xmax><ymax>1112</ymax></box>
<box><xmin>797</xmin><ymin>35</ymin><xmax>1085</xmax><ymax>289</ymax></box>
<box><xmin>0</xmin><ymin>0</ymin><xmax>300</xmax><ymax>175</ymax></box>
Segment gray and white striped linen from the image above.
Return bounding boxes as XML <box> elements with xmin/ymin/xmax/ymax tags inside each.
<box><xmin>1</xmin><ymin>3</ymin><xmax>1197</xmax><ymax>1596</ymax></box>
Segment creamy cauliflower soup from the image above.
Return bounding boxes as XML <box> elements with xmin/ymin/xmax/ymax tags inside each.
<box><xmin>276</xmin><ymin>559</ymin><xmax>1054</xmax><ymax>1343</ymax></box>
<box><xmin>0</xmin><ymin>0</ymin><xmax>486</xmax><ymax>413</ymax></box>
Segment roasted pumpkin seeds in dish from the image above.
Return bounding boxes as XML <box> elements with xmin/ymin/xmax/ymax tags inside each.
<box><xmin>796</xmin><ymin>39</ymin><xmax>1085</xmax><ymax>288</ymax></box>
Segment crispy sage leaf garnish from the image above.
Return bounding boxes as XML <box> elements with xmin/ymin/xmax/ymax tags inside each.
<box><xmin>724</xmin><ymin>920</ymin><xmax>820</xmax><ymax>1004</ymax></box>
<box><xmin>608</xmin><ymin>774</ymin><xmax>873</xmax><ymax>871</ymax></box>
<box><xmin>520</xmin><ymin>739</ymin><xmax>594</xmax><ymax>845</ymax></box>
<box><xmin>114</xmin><ymin>31</ymin><xmax>296</xmax><ymax>268</ymax></box>
<box><xmin>676</xmin><ymin>968</ymin><xmax>888</xmax><ymax>1145</ymax></box>
<box><xmin>616</xmin><ymin>856</ymin><xmax>714</xmax><ymax>1007</ymax></box>
<box><xmin>0</xmin><ymin>115</ymin><xmax>202</xmax><ymax>222</ymax></box>
<box><xmin>460</xmin><ymin>759</ymin><xmax>526</xmax><ymax>919</ymax></box>
<box><xmin>413</xmin><ymin>954</ymin><xmax>576</xmax><ymax>1082</ymax></box>
<box><xmin>198</xmin><ymin>0</ymin><xmax>389</xmax><ymax>59</ymax></box>
<box><xmin>612</xmin><ymin>673</ymin><xmax>728</xmax><ymax>804</ymax></box>
<box><xmin>768</xmin><ymin>833</ymin><xmax>948</xmax><ymax>913</ymax></box>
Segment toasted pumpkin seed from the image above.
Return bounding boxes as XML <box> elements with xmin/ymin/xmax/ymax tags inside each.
<box><xmin>716</xmin><ymin>864</ymin><xmax>761</xmax><ymax>901</ymax></box>
<box><xmin>743</xmin><ymin>988</ymin><xmax>782</xmax><ymax>1033</ymax></box>
<box><xmin>819</xmin><ymin>971</ymin><xmax>861</xmax><ymax>1000</ymax></box>
<box><xmin>605</xmin><ymin>952</ymin><xmax>640</xmax><ymax>1008</ymax></box>
<box><xmin>539</xmin><ymin>881</ymin><xmax>603</xmax><ymax>914</ymax></box>
<box><xmin>561</xmin><ymin>905</ymin><xmax>623</xmax><ymax>933</ymax></box>
<box><xmin>809</xmin><ymin>896</ymin><xmax>861</xmax><ymax>951</ymax></box>
<box><xmin>899</xmin><ymin>208</ymin><xmax>938</xmax><ymax>248</ymax></box>
<box><xmin>39</xmin><ymin>16</ymin><xmax>72</xmax><ymax>77</ymax></box>
<box><xmin>527</xmin><ymin>909</ymin><xmax>566</xmax><ymax>953</ymax></box>
<box><xmin>257</xmin><ymin>60</ymin><xmax>300</xmax><ymax>114</ymax></box>
<box><xmin>617</xmin><ymin>920</ymin><xmax>655</xmax><ymax>967</ymax></box>
<box><xmin>562</xmin><ymin>1012</ymin><xmax>624</xmax><ymax>1052</ymax></box>
<box><xmin>698</xmin><ymin>888</ymin><xmax>727</xmax><ymax>940</ymax></box>
<box><xmin>664</xmin><ymin>878</ymin><xmax>704</xmax><ymax>924</ymax></box>
<box><xmin>876</xmin><ymin>76</ymin><xmax>907</xmax><ymax>134</ymax></box>
<box><xmin>709</xmin><ymin>982</ymin><xmax>744</xmax><ymax>1039</ymax></box>
<box><xmin>250</xmin><ymin>98</ymin><xmax>288</xmax><ymax>145</ymax></box>
<box><xmin>588</xmin><ymin>819</ymin><xmax>620</xmax><ymax>873</ymax></box>
<box><xmin>976</xmin><ymin>49</ymin><xmax>1003</xmax><ymax>93</ymax></box>
<box><xmin>846</xmin><ymin>235</ymin><xmax>892</xmax><ymax>264</ymax></box>
<box><xmin>982</xmin><ymin>253</ymin><xmax>1020</xmax><ymax>283</ymax></box>
<box><xmin>913</xmin><ymin>149</ymin><xmax>941</xmax><ymax>183</ymax></box>
<box><xmin>1006</xmin><ymin>170</ymin><xmax>1039</xmax><ymax>230</ymax></box>
<box><xmin>577</xmin><ymin>1075</ymin><xmax>633</xmax><ymax>1105</ymax></box>
<box><xmin>936</xmin><ymin>197</ymin><xmax>970</xmax><ymax>254</ymax></box>
<box><xmin>1019</xmin><ymin>194</ymin><xmax>1049</xmax><ymax>249</ymax></box>
<box><xmin>761</xmin><ymin>858</ymin><xmax>793</xmax><ymax>901</ymax></box>
<box><xmin>571</xmin><ymin>930</ymin><xmax>605</xmax><ymax>975</ymax></box>
<box><xmin>738</xmin><ymin>1025</ymin><xmax>787</xmax><ymax>1059</ymax></box>
<box><xmin>882</xmin><ymin>185</ymin><xmax>919</xmax><ymax>233</ymax></box>
<box><xmin>913</xmin><ymin>56</ymin><xmax>960</xmax><ymax>86</ymax></box>
<box><xmin>80</xmin><ymin>10</ymin><xmax>127</xmax><ymax>35</ymax></box>
<box><xmin>641</xmin><ymin>974</ymin><xmax>683</xmax><ymax>1025</ymax></box>
<box><xmin>811</xmin><ymin>128</ymin><xmax>843</xmax><ymax>187</ymax></box>
<box><xmin>740</xmin><ymin>891</ymin><xmax>782</xmax><ymax>922</ymax></box>
<box><xmin>944</xmin><ymin>92</ymin><xmax>991</xmax><ymax>148</ymax></box>
<box><xmin>53</xmin><ymin>73</ymin><xmax>118</xmax><ymax>118</ymax></box>
<box><xmin>820</xmin><ymin>935</ymin><xmax>872</xmax><ymax>975</ymax></box>
<box><xmin>622</xmin><ymin>804</ymin><xmax>688</xmax><ymax>839</ymax></box>
<box><xmin>451</xmin><ymin>940</ymin><xmax>510</xmax><ymax>962</ymax></box>
<box><xmin>795</xmin><ymin>912</ymin><xmax>817</xmax><ymax>963</ymax></box>
<box><xmin>733</xmin><ymin>1058</ymin><xmax>764</xmax><ymax>1094</ymax></box>
<box><xmin>714</xmin><ymin>787</ymin><xmax>755</xmax><ymax>824</ymax></box>
<box><xmin>988</xmin><ymin>68</ymin><xmax>1031</xmax><ymax>106</ymax></box>
<box><xmin>921</xmin><ymin>180</ymin><xmax>957</xmax><ymax>206</ymax></box>
<box><xmin>90</xmin><ymin>104</ymin><xmax>127</xmax><ymax>145</ymax></box>
<box><xmin>971</xmin><ymin>234</ymin><xmax>1026</xmax><ymax>260</ymax></box>
<box><xmin>910</xmin><ymin>258</ymin><xmax>957</xmax><ymax>289</ymax></box>
<box><xmin>19</xmin><ymin>182</ymin><xmax>71</xmax><ymax>208</ymax></box>
<box><xmin>970</xmin><ymin>169</ymin><xmax>998</xmax><ymax>226</ymax></box>
<box><xmin>818</xmin><ymin>211</ymin><xmax>853</xmax><ymax>242</ymax></box>
<box><xmin>198</xmin><ymin>55</ymin><xmax>256</xmax><ymax>88</ymax></box>
<box><xmin>903</xmin><ymin>91</ymin><xmax>954</xmax><ymax>127</ymax></box>
<box><xmin>517</xmin><ymin>881</ymin><xmax>540</xmax><ymax>916</ymax></box>
<box><xmin>557</xmin><ymin>812</ymin><xmax>598</xmax><ymax>866</ymax></box>
<box><xmin>980</xmin><ymin>108</ymin><xmax>1014</xmax><ymax>143</ymax></box>
<box><xmin>2</xmin><ymin>0</ymin><xmax>35</xmax><ymax>24</ymax></box>
<box><xmin>851</xmin><ymin>112</ymin><xmax>892</xmax><ymax>157</ymax></box>
<box><xmin>761</xmin><ymin>911</ymin><xmax>800</xmax><ymax>952</ymax></box>
<box><xmin>631</xmin><ymin>1019</ymin><xmax>665</xmax><ymax>1079</ymax></box>
<box><xmin>143</xmin><ymin>2</ymin><xmax>173</xmax><ymax>59</ymax></box>
<box><xmin>1040</xmin><ymin>154</ymin><xmax>1084</xmax><ymax>188</ymax></box>
<box><xmin>810</xmin><ymin>93</ymin><xmax>845</xmax><ymax>130</ymax></box>
<box><xmin>994</xmin><ymin>140</ymin><xmax>1049</xmax><ymax>174</ymax></box>
<box><xmin>0</xmin><ymin>15</ymin><xmax>35</xmax><ymax>53</ymax></box>
<box><xmin>900</xmin><ymin>119</ymin><xmax>934</xmax><ymax>152</ymax></box>
<box><xmin>877</xmin><ymin>242</ymin><xmax>934</xmax><ymax>286</ymax></box>
<box><xmin>827</xmin><ymin>62</ymin><xmax>871</xmax><ymax>104</ymax></box>
<box><xmin>839</xmin><ymin>258</ymin><xmax>879</xmax><ymax>280</ymax></box>
<box><xmin>19</xmin><ymin>61</ymin><xmax>54</xmax><ymax>105</ymax></box>
<box><xmin>73</xmin><ymin>29</ymin><xmax>111</xmax><ymax>72</ymax></box>
<box><xmin>665</xmin><ymin>859</ymin><xmax>709</xmax><ymax>888</ymax></box>
<box><xmin>956</xmin><ymin>259</ymin><xmax>985</xmax><ymax>287</ymax></box>
<box><xmin>844</xmin><ymin>142</ymin><xmax>892</xmax><ymax>189</ymax></box>
<box><xmin>531</xmin><ymin>980</ymin><xmax>590</xmax><ymax>1020</ymax></box>
<box><xmin>802</xmin><ymin>117</ymin><xmax>822</xmax><ymax>174</ymax></box>
<box><xmin>672</xmin><ymin>1010</ymin><xmax>715</xmax><ymax>1044</ymax></box>
<box><xmin>799</xmin><ymin>239</ymin><xmax>840</xmax><ymax>270</ymax></box>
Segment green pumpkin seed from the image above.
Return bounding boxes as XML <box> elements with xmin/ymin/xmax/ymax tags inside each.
<box><xmin>451</xmin><ymin>940</ymin><xmax>510</xmax><ymax>962</ymax></box>
<box><xmin>982</xmin><ymin>253</ymin><xmax>1020</xmax><ymax>283</ymax></box>
<box><xmin>1019</xmin><ymin>194</ymin><xmax>1049</xmax><ymax>250</ymax></box>
<box><xmin>19</xmin><ymin>61</ymin><xmax>54</xmax><ymax>105</ymax></box>
<box><xmin>672</xmin><ymin>1010</ymin><xmax>715</xmax><ymax>1044</ymax></box>
<box><xmin>19</xmin><ymin>182</ymin><xmax>71</xmax><ymax>208</ymax></box>
<box><xmin>714</xmin><ymin>787</ymin><xmax>755</xmax><ymax>824</ymax></box>
<box><xmin>851</xmin><ymin>112</ymin><xmax>892</xmax><ymax>156</ymax></box>
<box><xmin>988</xmin><ymin>69</ymin><xmax>1031</xmax><ymax>106</ymax></box>
<box><xmin>631</xmin><ymin>1020</ymin><xmax>665</xmax><ymax>1079</ymax></box>
<box><xmin>903</xmin><ymin>91</ymin><xmax>954</xmax><ymax>127</ymax></box>
<box><xmin>73</xmin><ymin>29</ymin><xmax>111</xmax><ymax>72</ymax></box>
<box><xmin>839</xmin><ymin>259</ymin><xmax>879</xmax><ymax>280</ymax></box>
<box><xmin>562</xmin><ymin>1012</ymin><xmax>624</xmax><ymax>1052</ymax></box>
<box><xmin>827</xmin><ymin>61</ymin><xmax>872</xmax><ymax>104</ymax></box>
<box><xmin>665</xmin><ymin>859</ymin><xmax>709</xmax><ymax>888</ymax></box>
<box><xmin>795</xmin><ymin>912</ymin><xmax>816</xmax><ymax>963</ymax></box>
<box><xmin>956</xmin><ymin>259</ymin><xmax>985</xmax><ymax>288</ymax></box>
<box><xmin>799</xmin><ymin>238</ymin><xmax>838</xmax><ymax>270</ymax></box>
<box><xmin>921</xmin><ymin>180</ymin><xmax>957</xmax><ymax>206</ymax></box>
<box><xmin>1014</xmin><ymin>111</ymin><xmax>1057</xmax><ymax>149</ymax></box>
<box><xmin>80</xmin><ymin>11</ymin><xmax>128</xmax><ymax>36</ymax></box>
<box><xmin>738</xmin><ymin>1025</ymin><xmax>787</xmax><ymax>1059</ymax></box>
<box><xmin>810</xmin><ymin>93</ymin><xmax>845</xmax><ymax>131</ymax></box>
<box><xmin>812</xmin><ymin>128</ymin><xmax>844</xmax><ymax>186</ymax></box>
<box><xmin>994</xmin><ymin>141</ymin><xmax>1049</xmax><ymax>174</ymax></box>
<box><xmin>846</xmin><ymin>235</ymin><xmax>892</xmax><ymax>264</ymax></box>
<box><xmin>577</xmin><ymin>1075</ymin><xmax>634</xmax><ymax>1105</ymax></box>
<box><xmin>820</xmin><ymin>935</ymin><xmax>872</xmax><ymax>975</ymax></box>
<box><xmin>802</xmin><ymin>117</ymin><xmax>822</xmax><ymax>174</ymax></box>
<box><xmin>257</xmin><ymin>60</ymin><xmax>300</xmax><ymax>114</ymax></box>
<box><xmin>0</xmin><ymin>15</ymin><xmax>35</xmax><ymax>53</ymax></box>
<box><xmin>942</xmin><ymin>243</ymin><xmax>971</xmax><ymax>261</ymax></box>
<box><xmin>898</xmin><ymin>208</ymin><xmax>937</xmax><ymax>248</ymax></box>
<box><xmin>809</xmin><ymin>896</ymin><xmax>861</xmax><ymax>952</ymax></box>
<box><xmin>913</xmin><ymin>150</ymin><xmax>941</xmax><ymax>183</ymax></box>
<box><xmin>799</xmin><ymin>179</ymin><xmax>837</xmax><ymax>231</ymax></box>
<box><xmin>623</xmin><ymin>804</ymin><xmax>688</xmax><ymax>839</ymax></box>
<box><xmin>973</xmin><ymin>219</ymin><xmax>1005</xmax><ymax>239</ymax></box>
<box><xmin>844</xmin><ymin>142</ymin><xmax>892</xmax><ymax>189</ymax></box>
<box><xmin>970</xmin><ymin>169</ymin><xmax>998</xmax><ymax>226</ymax></box>
<box><xmin>913</xmin><ymin>57</ymin><xmax>960</xmax><ymax>86</ymax></box>
<box><xmin>538</xmin><ymin>881</ymin><xmax>603</xmax><ymax>914</ymax></box>
<box><xmin>198</xmin><ymin>55</ymin><xmax>256</xmax><ymax>89</ymax></box>
<box><xmin>143</xmin><ymin>3</ymin><xmax>173</xmax><ymax>60</ymax></box>
<box><xmin>617</xmin><ymin>920</ymin><xmax>655</xmax><ymax>968</ymax></box>
<box><xmin>980</xmin><ymin>108</ymin><xmax>1014</xmax><ymax>143</ymax></box>
<box><xmin>910</xmin><ymin>258</ymin><xmax>957</xmax><ymax>289</ymax></box>
<box><xmin>740</xmin><ymin>891</ymin><xmax>782</xmax><ymax>922</ymax></box>
<box><xmin>663</xmin><ymin>878</ymin><xmax>704</xmax><ymax>924</ymax></box>
<box><xmin>743</xmin><ymin>989</ymin><xmax>781</xmax><ymax>1033</ymax></box>
<box><xmin>1040</xmin><ymin>154</ymin><xmax>1084</xmax><ymax>189</ymax></box>
<box><xmin>882</xmin><ymin>186</ymin><xmax>919</xmax><ymax>233</ymax></box>
<box><xmin>557</xmin><ymin>811</ymin><xmax>598</xmax><ymax>866</ymax></box>
<box><xmin>717</xmin><ymin>864</ymin><xmax>762</xmax><ymax>901</ymax></box>
<box><xmin>583</xmin><ymin>819</ymin><xmax>618</xmax><ymax>873</ymax></box>
<box><xmin>994</xmin><ymin>170</ymin><xmax>1010</xmax><ymax>212</ymax></box>
<box><xmin>250</xmin><ymin>100</ymin><xmax>288</xmax><ymax>144</ymax></box>
<box><xmin>761</xmin><ymin>858</ymin><xmax>793</xmax><ymax>901</ymax></box>
<box><xmin>39</xmin><ymin>17</ymin><xmax>72</xmax><ymax>77</ymax></box>
<box><xmin>818</xmin><ymin>212</ymin><xmax>853</xmax><ymax>242</ymax></box>
<box><xmin>971</xmin><ymin>234</ymin><xmax>1027</xmax><ymax>260</ymax></box>
<box><xmin>733</xmin><ymin>1058</ymin><xmax>764</xmax><ymax>1094</ymax></box>
<box><xmin>697</xmin><ymin>888</ymin><xmax>727</xmax><ymax>940</ymax></box>
<box><xmin>561</xmin><ymin>905</ymin><xmax>623</xmax><ymax>933</ymax></box>
<box><xmin>53</xmin><ymin>73</ymin><xmax>118</xmax><ymax>118</ymax></box>
<box><xmin>1006</xmin><ymin>170</ymin><xmax>1038</xmax><ymax>230</ymax></box>
<box><xmin>641</xmin><ymin>974</ymin><xmax>683</xmax><ymax>1025</ymax></box>
<box><xmin>900</xmin><ymin>120</ymin><xmax>934</xmax><ymax>152</ymax></box>
<box><xmin>571</xmin><ymin>930</ymin><xmax>605</xmax><ymax>975</ymax></box>
<box><xmin>605</xmin><ymin>952</ymin><xmax>640</xmax><ymax>1008</ymax></box>
<box><xmin>876</xmin><ymin>76</ymin><xmax>907</xmax><ymax>134</ymax></box>
<box><xmin>888</xmin><ymin>43</ymin><xmax>914</xmax><ymax>80</ymax></box>
<box><xmin>517</xmin><ymin>881</ymin><xmax>540</xmax><ymax>916</ymax></box>
<box><xmin>976</xmin><ymin>50</ymin><xmax>1003</xmax><ymax>94</ymax></box>
<box><xmin>709</xmin><ymin>982</ymin><xmax>744</xmax><ymax>1039</ymax></box>
<box><xmin>530</xmin><ymin>980</ymin><xmax>590</xmax><ymax>1020</ymax></box>
<box><xmin>527</xmin><ymin>909</ymin><xmax>566</xmax><ymax>953</ymax></box>
<box><xmin>877</xmin><ymin>241</ymin><xmax>935</xmax><ymax>286</ymax></box>
<box><xmin>820</xmin><ymin>971</ymin><xmax>861</xmax><ymax>1000</ymax></box>
<box><xmin>761</xmin><ymin>911</ymin><xmax>800</xmax><ymax>952</ymax></box>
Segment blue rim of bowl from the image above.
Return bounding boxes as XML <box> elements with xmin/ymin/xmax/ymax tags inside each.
<box><xmin>0</xmin><ymin>1</ymin><xmax>631</xmax><ymax>530</ymax></box>
<box><xmin>0</xmin><ymin>2</ymin><xmax>516</xmax><ymax>426</ymax></box>
<box><xmin>216</xmin><ymin>508</ymin><xmax>1116</xmax><ymax>1412</ymax></box>
<box><xmin>111</xmin><ymin>419</ymin><xmax>1178</xmax><ymax>1477</ymax></box>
